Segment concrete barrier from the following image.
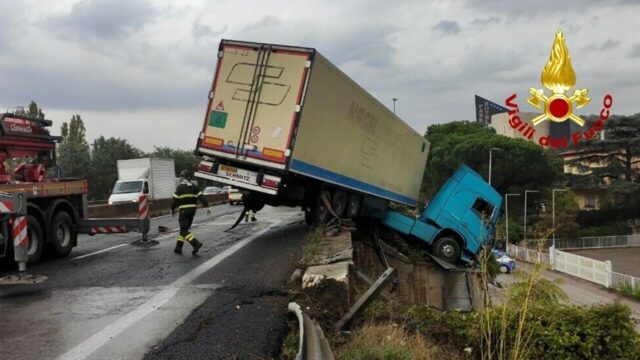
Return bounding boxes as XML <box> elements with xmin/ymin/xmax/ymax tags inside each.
<box><xmin>87</xmin><ymin>194</ymin><xmax>227</xmax><ymax>219</ymax></box>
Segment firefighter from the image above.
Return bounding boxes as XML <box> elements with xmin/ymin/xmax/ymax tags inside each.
<box><xmin>171</xmin><ymin>170</ymin><xmax>208</xmax><ymax>255</ymax></box>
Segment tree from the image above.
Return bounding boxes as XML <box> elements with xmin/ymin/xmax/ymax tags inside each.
<box><xmin>88</xmin><ymin>137</ymin><xmax>145</xmax><ymax>200</ymax></box>
<box><xmin>57</xmin><ymin>115</ymin><xmax>91</xmax><ymax>179</ymax></box>
<box><xmin>148</xmin><ymin>147</ymin><xmax>200</xmax><ymax>177</ymax></box>
<box><xmin>532</xmin><ymin>190</ymin><xmax>580</xmax><ymax>239</ymax></box>
<box><xmin>567</xmin><ymin>114</ymin><xmax>640</xmax><ymax>219</ymax></box>
<box><xmin>13</xmin><ymin>100</ymin><xmax>45</xmax><ymax>119</ymax></box>
<box><xmin>422</xmin><ymin>121</ymin><xmax>559</xmax><ymax>210</ymax></box>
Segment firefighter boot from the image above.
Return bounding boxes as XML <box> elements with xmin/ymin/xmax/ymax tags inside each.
<box><xmin>190</xmin><ymin>239</ymin><xmax>203</xmax><ymax>255</ymax></box>
<box><xmin>174</xmin><ymin>241</ymin><xmax>183</xmax><ymax>254</ymax></box>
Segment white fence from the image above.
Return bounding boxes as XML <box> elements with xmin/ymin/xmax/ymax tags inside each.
<box><xmin>506</xmin><ymin>243</ymin><xmax>640</xmax><ymax>290</ymax></box>
<box><xmin>612</xmin><ymin>272</ymin><xmax>640</xmax><ymax>291</ymax></box>
<box><xmin>537</xmin><ymin>235</ymin><xmax>640</xmax><ymax>250</ymax></box>
<box><xmin>550</xmin><ymin>248</ymin><xmax>612</xmax><ymax>288</ymax></box>
<box><xmin>506</xmin><ymin>244</ymin><xmax>549</xmax><ymax>264</ymax></box>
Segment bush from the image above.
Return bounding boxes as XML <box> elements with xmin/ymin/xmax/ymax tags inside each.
<box><xmin>619</xmin><ymin>283</ymin><xmax>640</xmax><ymax>301</ymax></box>
<box><xmin>403</xmin><ymin>303</ymin><xmax>640</xmax><ymax>359</ymax></box>
<box><xmin>579</xmin><ymin>224</ymin><xmax>631</xmax><ymax>237</ymax></box>
<box><xmin>338</xmin><ymin>322</ymin><xmax>441</xmax><ymax>360</ymax></box>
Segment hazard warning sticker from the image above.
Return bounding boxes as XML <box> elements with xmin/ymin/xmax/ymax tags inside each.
<box><xmin>209</xmin><ymin>101</ymin><xmax>227</xmax><ymax>129</ymax></box>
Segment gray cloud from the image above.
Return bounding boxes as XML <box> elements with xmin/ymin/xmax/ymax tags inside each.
<box><xmin>584</xmin><ymin>39</ymin><xmax>621</xmax><ymax>52</ymax></box>
<box><xmin>470</xmin><ymin>17</ymin><xmax>500</xmax><ymax>26</ymax></box>
<box><xmin>233</xmin><ymin>16</ymin><xmax>400</xmax><ymax>68</ymax></box>
<box><xmin>463</xmin><ymin>0</ymin><xmax>640</xmax><ymax>18</ymax></box>
<box><xmin>631</xmin><ymin>44</ymin><xmax>640</xmax><ymax>58</ymax></box>
<box><xmin>45</xmin><ymin>0</ymin><xmax>157</xmax><ymax>42</ymax></box>
<box><xmin>432</xmin><ymin>20</ymin><xmax>461</xmax><ymax>35</ymax></box>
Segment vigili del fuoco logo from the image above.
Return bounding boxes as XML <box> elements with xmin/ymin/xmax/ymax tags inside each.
<box><xmin>504</xmin><ymin>29</ymin><xmax>613</xmax><ymax>148</ymax></box>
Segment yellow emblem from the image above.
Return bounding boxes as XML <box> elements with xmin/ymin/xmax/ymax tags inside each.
<box><xmin>528</xmin><ymin>29</ymin><xmax>590</xmax><ymax>126</ymax></box>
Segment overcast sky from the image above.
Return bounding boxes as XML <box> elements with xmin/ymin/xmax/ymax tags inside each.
<box><xmin>1</xmin><ymin>0</ymin><xmax>638</xmax><ymax>151</ymax></box>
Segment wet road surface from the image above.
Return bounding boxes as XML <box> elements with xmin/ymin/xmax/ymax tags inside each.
<box><xmin>0</xmin><ymin>204</ymin><xmax>304</xmax><ymax>360</ymax></box>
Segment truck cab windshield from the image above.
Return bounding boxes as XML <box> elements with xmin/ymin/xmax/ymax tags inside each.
<box><xmin>113</xmin><ymin>180</ymin><xmax>143</xmax><ymax>194</ymax></box>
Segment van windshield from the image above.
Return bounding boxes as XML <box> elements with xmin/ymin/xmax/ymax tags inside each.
<box><xmin>113</xmin><ymin>180</ymin><xmax>143</xmax><ymax>194</ymax></box>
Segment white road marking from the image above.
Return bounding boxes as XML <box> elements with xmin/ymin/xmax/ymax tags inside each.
<box><xmin>56</xmin><ymin>217</ymin><xmax>289</xmax><ymax>360</ymax></box>
<box><xmin>71</xmin><ymin>244</ymin><xmax>129</xmax><ymax>261</ymax></box>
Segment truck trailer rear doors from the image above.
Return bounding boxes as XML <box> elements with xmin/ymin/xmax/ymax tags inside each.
<box><xmin>198</xmin><ymin>41</ymin><xmax>312</xmax><ymax>170</ymax></box>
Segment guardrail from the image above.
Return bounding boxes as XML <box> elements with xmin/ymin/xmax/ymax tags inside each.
<box><xmin>87</xmin><ymin>194</ymin><xmax>226</xmax><ymax>219</ymax></box>
<box><xmin>288</xmin><ymin>302</ymin><xmax>334</xmax><ymax>360</ymax></box>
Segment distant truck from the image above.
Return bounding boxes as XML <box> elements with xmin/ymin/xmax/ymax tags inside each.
<box><xmin>193</xmin><ymin>39</ymin><xmax>502</xmax><ymax>263</ymax></box>
<box><xmin>108</xmin><ymin>158</ymin><xmax>176</xmax><ymax>205</ymax></box>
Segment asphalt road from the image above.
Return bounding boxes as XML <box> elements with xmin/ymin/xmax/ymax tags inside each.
<box><xmin>0</xmin><ymin>204</ymin><xmax>304</xmax><ymax>360</ymax></box>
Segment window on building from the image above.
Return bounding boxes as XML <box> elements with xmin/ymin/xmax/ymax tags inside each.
<box><xmin>585</xmin><ymin>195</ymin><xmax>596</xmax><ymax>209</ymax></box>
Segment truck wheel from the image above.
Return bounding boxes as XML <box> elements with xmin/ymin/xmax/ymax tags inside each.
<box><xmin>50</xmin><ymin>211</ymin><xmax>76</xmax><ymax>257</ymax></box>
<box><xmin>331</xmin><ymin>190</ymin><xmax>347</xmax><ymax>218</ymax></box>
<box><xmin>346</xmin><ymin>193</ymin><xmax>362</xmax><ymax>219</ymax></box>
<box><xmin>433</xmin><ymin>236</ymin><xmax>461</xmax><ymax>263</ymax></box>
<box><xmin>304</xmin><ymin>208</ymin><xmax>314</xmax><ymax>226</ymax></box>
<box><xmin>26</xmin><ymin>215</ymin><xmax>44</xmax><ymax>265</ymax></box>
<box><xmin>315</xmin><ymin>189</ymin><xmax>332</xmax><ymax>225</ymax></box>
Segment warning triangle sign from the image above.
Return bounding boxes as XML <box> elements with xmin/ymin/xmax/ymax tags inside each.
<box><xmin>215</xmin><ymin>101</ymin><xmax>225</xmax><ymax>111</ymax></box>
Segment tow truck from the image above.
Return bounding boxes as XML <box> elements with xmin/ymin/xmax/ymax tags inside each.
<box><xmin>0</xmin><ymin>113</ymin><xmax>149</xmax><ymax>270</ymax></box>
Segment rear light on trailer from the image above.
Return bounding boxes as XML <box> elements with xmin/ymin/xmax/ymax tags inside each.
<box><xmin>262</xmin><ymin>178</ymin><xmax>279</xmax><ymax>189</ymax></box>
<box><xmin>198</xmin><ymin>162</ymin><xmax>213</xmax><ymax>173</ymax></box>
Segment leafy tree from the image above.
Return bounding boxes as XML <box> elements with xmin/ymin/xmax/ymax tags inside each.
<box><xmin>422</xmin><ymin>121</ymin><xmax>558</xmax><ymax>212</ymax></box>
<box><xmin>13</xmin><ymin>100</ymin><xmax>45</xmax><ymax>119</ymax></box>
<box><xmin>532</xmin><ymin>190</ymin><xmax>580</xmax><ymax>238</ymax></box>
<box><xmin>148</xmin><ymin>146</ymin><xmax>200</xmax><ymax>177</ymax></box>
<box><xmin>57</xmin><ymin>115</ymin><xmax>91</xmax><ymax>179</ymax></box>
<box><xmin>567</xmin><ymin>114</ymin><xmax>640</xmax><ymax>219</ymax></box>
<box><xmin>88</xmin><ymin>137</ymin><xmax>145</xmax><ymax>200</ymax></box>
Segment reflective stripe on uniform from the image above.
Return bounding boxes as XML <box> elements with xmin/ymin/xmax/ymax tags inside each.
<box><xmin>174</xmin><ymin>194</ymin><xmax>198</xmax><ymax>199</ymax></box>
<box><xmin>178</xmin><ymin>204</ymin><xmax>197</xmax><ymax>210</ymax></box>
<box><xmin>177</xmin><ymin>235</ymin><xmax>185</xmax><ymax>242</ymax></box>
<box><xmin>185</xmin><ymin>233</ymin><xmax>195</xmax><ymax>241</ymax></box>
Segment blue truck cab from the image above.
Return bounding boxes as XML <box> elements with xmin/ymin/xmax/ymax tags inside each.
<box><xmin>382</xmin><ymin>165</ymin><xmax>502</xmax><ymax>264</ymax></box>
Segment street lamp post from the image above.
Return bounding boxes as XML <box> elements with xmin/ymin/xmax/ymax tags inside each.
<box><xmin>392</xmin><ymin>98</ymin><xmax>398</xmax><ymax>114</ymax></box>
<box><xmin>488</xmin><ymin>147</ymin><xmax>503</xmax><ymax>186</ymax></box>
<box><xmin>524</xmin><ymin>190</ymin><xmax>539</xmax><ymax>242</ymax></box>
<box><xmin>505</xmin><ymin>193</ymin><xmax>520</xmax><ymax>246</ymax></box>
<box><xmin>552</xmin><ymin>188</ymin><xmax>568</xmax><ymax>251</ymax></box>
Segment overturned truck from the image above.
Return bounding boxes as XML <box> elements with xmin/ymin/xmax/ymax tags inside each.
<box><xmin>194</xmin><ymin>39</ymin><xmax>502</xmax><ymax>264</ymax></box>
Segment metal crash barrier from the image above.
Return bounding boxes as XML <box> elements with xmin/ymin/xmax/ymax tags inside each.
<box><xmin>288</xmin><ymin>302</ymin><xmax>334</xmax><ymax>360</ymax></box>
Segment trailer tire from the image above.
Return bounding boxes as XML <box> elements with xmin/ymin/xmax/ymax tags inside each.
<box><xmin>331</xmin><ymin>190</ymin><xmax>347</xmax><ymax>218</ymax></box>
<box><xmin>26</xmin><ymin>215</ymin><xmax>44</xmax><ymax>265</ymax></box>
<box><xmin>433</xmin><ymin>236</ymin><xmax>461</xmax><ymax>263</ymax></box>
<box><xmin>49</xmin><ymin>211</ymin><xmax>76</xmax><ymax>258</ymax></box>
<box><xmin>315</xmin><ymin>189</ymin><xmax>332</xmax><ymax>225</ymax></box>
<box><xmin>346</xmin><ymin>193</ymin><xmax>362</xmax><ymax>219</ymax></box>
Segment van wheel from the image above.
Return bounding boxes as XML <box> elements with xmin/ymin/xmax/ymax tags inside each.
<box><xmin>499</xmin><ymin>265</ymin><xmax>509</xmax><ymax>274</ymax></box>
<box><xmin>50</xmin><ymin>211</ymin><xmax>76</xmax><ymax>258</ymax></box>
<box><xmin>331</xmin><ymin>190</ymin><xmax>347</xmax><ymax>218</ymax></box>
<box><xmin>433</xmin><ymin>236</ymin><xmax>461</xmax><ymax>263</ymax></box>
<box><xmin>26</xmin><ymin>215</ymin><xmax>44</xmax><ymax>265</ymax></box>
